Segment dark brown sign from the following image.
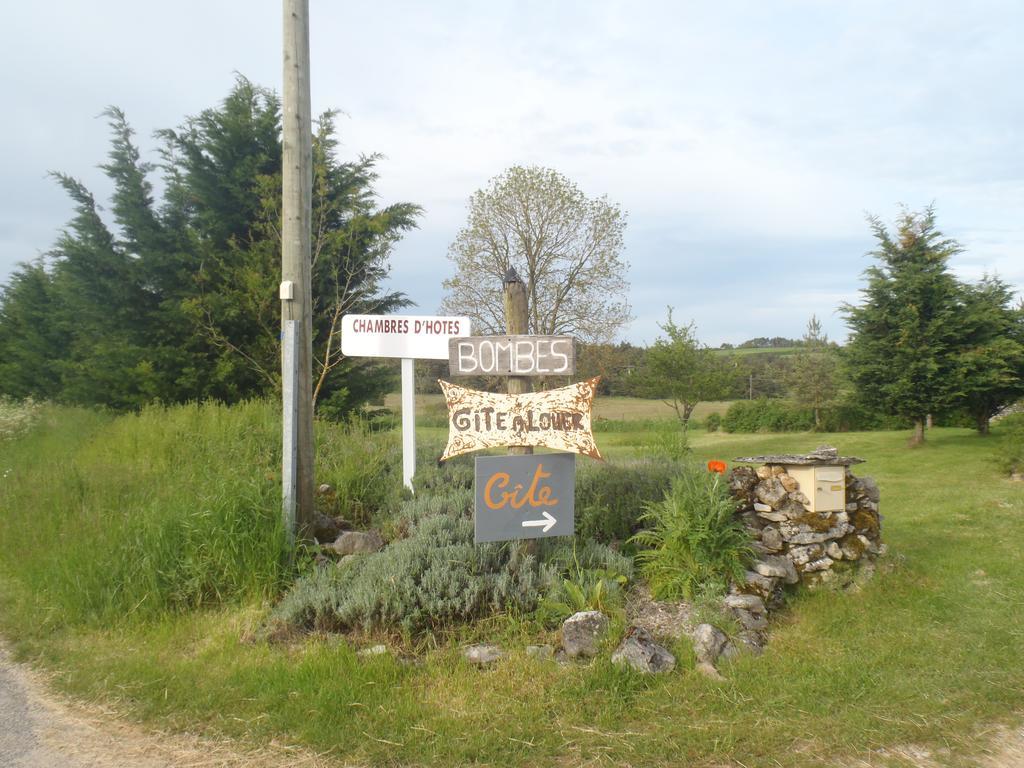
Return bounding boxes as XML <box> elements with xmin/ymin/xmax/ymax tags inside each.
<box><xmin>448</xmin><ymin>335</ymin><xmax>575</xmax><ymax>377</ymax></box>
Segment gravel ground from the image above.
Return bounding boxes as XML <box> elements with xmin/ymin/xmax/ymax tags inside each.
<box><xmin>1</xmin><ymin>641</ymin><xmax>1021</xmax><ymax>767</ymax></box>
<box><xmin>0</xmin><ymin>643</ymin><xmax>335</xmax><ymax>768</ymax></box>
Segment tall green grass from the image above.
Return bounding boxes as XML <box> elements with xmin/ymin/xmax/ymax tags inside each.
<box><xmin>2</xmin><ymin>405</ymin><xmax>1024</xmax><ymax>766</ymax></box>
<box><xmin>0</xmin><ymin>401</ymin><xmax>288</xmax><ymax>627</ymax></box>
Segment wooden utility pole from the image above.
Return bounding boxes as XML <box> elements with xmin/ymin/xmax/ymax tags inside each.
<box><xmin>281</xmin><ymin>0</ymin><xmax>315</xmax><ymax>541</ymax></box>
<box><xmin>503</xmin><ymin>267</ymin><xmax>532</xmax><ymax>456</ymax></box>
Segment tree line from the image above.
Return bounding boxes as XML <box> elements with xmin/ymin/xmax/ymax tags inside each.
<box><xmin>627</xmin><ymin>207</ymin><xmax>1024</xmax><ymax>441</ymax></box>
<box><xmin>1</xmin><ymin>80</ymin><xmax>1020</xmax><ymax>442</ymax></box>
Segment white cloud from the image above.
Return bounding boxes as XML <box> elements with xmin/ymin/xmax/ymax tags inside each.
<box><xmin>2</xmin><ymin>0</ymin><xmax>1022</xmax><ymax>345</ymax></box>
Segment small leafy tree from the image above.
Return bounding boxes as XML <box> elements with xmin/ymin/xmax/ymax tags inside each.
<box><xmin>637</xmin><ymin>309</ymin><xmax>730</xmax><ymax>432</ymax></box>
<box><xmin>788</xmin><ymin>315</ymin><xmax>839</xmax><ymax>429</ymax></box>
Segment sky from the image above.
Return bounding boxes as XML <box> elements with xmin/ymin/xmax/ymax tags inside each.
<box><xmin>2</xmin><ymin>1</ymin><xmax>1022</xmax><ymax>346</ymax></box>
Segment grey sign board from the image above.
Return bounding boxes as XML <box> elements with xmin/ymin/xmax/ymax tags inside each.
<box><xmin>449</xmin><ymin>335</ymin><xmax>575</xmax><ymax>377</ymax></box>
<box><xmin>474</xmin><ymin>453</ymin><xmax>575</xmax><ymax>543</ymax></box>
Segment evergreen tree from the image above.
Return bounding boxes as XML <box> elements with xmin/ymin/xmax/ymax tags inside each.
<box><xmin>0</xmin><ymin>261</ymin><xmax>62</xmax><ymax>399</ymax></box>
<box><xmin>954</xmin><ymin>276</ymin><xmax>1024</xmax><ymax>434</ymax></box>
<box><xmin>0</xmin><ymin>77</ymin><xmax>419</xmax><ymax>415</ymax></box>
<box><xmin>841</xmin><ymin>207</ymin><xmax>964</xmax><ymax>445</ymax></box>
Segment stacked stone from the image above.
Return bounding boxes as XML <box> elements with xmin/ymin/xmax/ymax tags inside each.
<box><xmin>724</xmin><ymin>449</ymin><xmax>883</xmax><ymax>637</ymax></box>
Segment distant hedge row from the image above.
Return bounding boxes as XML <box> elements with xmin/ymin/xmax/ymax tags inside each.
<box><xmin>722</xmin><ymin>398</ymin><xmax>913</xmax><ymax>433</ymax></box>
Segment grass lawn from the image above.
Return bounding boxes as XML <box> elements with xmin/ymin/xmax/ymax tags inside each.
<box><xmin>1</xmin><ymin>403</ymin><xmax>1023</xmax><ymax>766</ymax></box>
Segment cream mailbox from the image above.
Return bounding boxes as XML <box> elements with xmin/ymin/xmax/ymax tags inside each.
<box><xmin>784</xmin><ymin>465</ymin><xmax>845</xmax><ymax>512</ymax></box>
<box><xmin>733</xmin><ymin>445</ymin><xmax>864</xmax><ymax>514</ymax></box>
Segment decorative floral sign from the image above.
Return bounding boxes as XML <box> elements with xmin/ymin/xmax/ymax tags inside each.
<box><xmin>438</xmin><ymin>377</ymin><xmax>602</xmax><ymax>461</ymax></box>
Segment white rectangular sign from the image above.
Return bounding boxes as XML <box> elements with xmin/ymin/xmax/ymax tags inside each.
<box><xmin>341</xmin><ymin>315</ymin><xmax>472</xmax><ymax>360</ymax></box>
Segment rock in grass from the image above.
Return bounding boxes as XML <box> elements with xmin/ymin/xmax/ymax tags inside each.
<box><xmin>737</xmin><ymin>630</ymin><xmax>766</xmax><ymax>654</ymax></box>
<box><xmin>330</xmin><ymin>530</ymin><xmax>384</xmax><ymax>556</ymax></box>
<box><xmin>734</xmin><ymin>609</ymin><xmax>768</xmax><ymax>631</ymax></box>
<box><xmin>691</xmin><ymin>623</ymin><xmax>728</xmax><ymax>665</ymax></box>
<box><xmin>525</xmin><ymin>644</ymin><xmax>554</xmax><ymax>660</ymax></box>
<box><xmin>611</xmin><ymin>627</ymin><xmax>675</xmax><ymax>674</ymax></box>
<box><xmin>695</xmin><ymin>661</ymin><xmax>725</xmax><ymax>681</ymax></box>
<box><xmin>561</xmin><ymin>611</ymin><xmax>609</xmax><ymax>658</ymax></box>
<box><xmin>358</xmin><ymin>644</ymin><xmax>389</xmax><ymax>658</ymax></box>
<box><xmin>463</xmin><ymin>644</ymin><xmax>503</xmax><ymax>666</ymax></box>
<box><xmin>312</xmin><ymin>512</ymin><xmax>342</xmax><ymax>543</ymax></box>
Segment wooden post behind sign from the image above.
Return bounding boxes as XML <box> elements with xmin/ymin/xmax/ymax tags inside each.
<box><xmin>503</xmin><ymin>268</ymin><xmax>532</xmax><ymax>456</ymax></box>
<box><xmin>281</xmin><ymin>0</ymin><xmax>315</xmax><ymax>541</ymax></box>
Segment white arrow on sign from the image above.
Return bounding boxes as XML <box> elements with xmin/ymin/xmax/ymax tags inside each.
<box><xmin>521</xmin><ymin>510</ymin><xmax>557</xmax><ymax>533</ymax></box>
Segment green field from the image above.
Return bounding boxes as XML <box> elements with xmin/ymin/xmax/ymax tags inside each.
<box><xmin>1</xmin><ymin>401</ymin><xmax>1023</xmax><ymax>767</ymax></box>
<box><xmin>384</xmin><ymin>392</ymin><xmax>732</xmax><ymax>424</ymax></box>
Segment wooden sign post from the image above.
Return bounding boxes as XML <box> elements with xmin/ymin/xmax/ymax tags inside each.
<box><xmin>502</xmin><ymin>268</ymin><xmax>531</xmax><ymax>455</ymax></box>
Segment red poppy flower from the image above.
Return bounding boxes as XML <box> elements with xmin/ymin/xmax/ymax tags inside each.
<box><xmin>707</xmin><ymin>460</ymin><xmax>727</xmax><ymax>475</ymax></box>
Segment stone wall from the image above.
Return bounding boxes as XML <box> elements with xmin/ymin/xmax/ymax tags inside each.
<box><xmin>712</xmin><ymin>452</ymin><xmax>884</xmax><ymax>653</ymax></box>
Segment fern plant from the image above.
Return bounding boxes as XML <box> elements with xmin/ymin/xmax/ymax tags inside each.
<box><xmin>630</xmin><ymin>463</ymin><xmax>754</xmax><ymax>600</ymax></box>
<box><xmin>536</xmin><ymin>542</ymin><xmax>630</xmax><ymax>624</ymax></box>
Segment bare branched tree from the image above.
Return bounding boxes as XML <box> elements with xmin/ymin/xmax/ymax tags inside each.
<box><xmin>441</xmin><ymin>166</ymin><xmax>630</xmax><ymax>343</ymax></box>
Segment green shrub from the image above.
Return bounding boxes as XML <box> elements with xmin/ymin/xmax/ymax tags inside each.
<box><xmin>704</xmin><ymin>412</ymin><xmax>722</xmax><ymax>433</ymax></box>
<box><xmin>639</xmin><ymin>427</ymin><xmax>691</xmax><ymax>461</ymax></box>
<box><xmin>996</xmin><ymin>413</ymin><xmax>1024</xmax><ymax>476</ymax></box>
<box><xmin>722</xmin><ymin>398</ymin><xmax>815</xmax><ymax>433</ymax></box>
<box><xmin>630</xmin><ymin>463</ymin><xmax>754</xmax><ymax>600</ymax></box>
<box><xmin>411</xmin><ymin>442</ymin><xmax>475</xmax><ymax>494</ymax></box>
<box><xmin>272</xmin><ymin>490</ymin><xmax>543</xmax><ymax>634</ymax></box>
<box><xmin>534</xmin><ymin>540</ymin><xmax>633</xmax><ymax>625</ymax></box>
<box><xmin>574</xmin><ymin>458</ymin><xmax>681</xmax><ymax>543</ymax></box>
<box><xmin>818</xmin><ymin>401</ymin><xmax>912</xmax><ymax>432</ymax></box>
<box><xmin>272</xmin><ymin>487</ymin><xmax>636</xmax><ymax>636</ymax></box>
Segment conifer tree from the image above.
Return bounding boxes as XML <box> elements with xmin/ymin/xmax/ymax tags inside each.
<box><xmin>842</xmin><ymin>207</ymin><xmax>964</xmax><ymax>445</ymax></box>
<box><xmin>955</xmin><ymin>276</ymin><xmax>1024</xmax><ymax>434</ymax></box>
<box><xmin>0</xmin><ymin>77</ymin><xmax>419</xmax><ymax>415</ymax></box>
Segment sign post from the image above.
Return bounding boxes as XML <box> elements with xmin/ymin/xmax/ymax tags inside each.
<box><xmin>401</xmin><ymin>357</ymin><xmax>415</xmax><ymax>492</ymax></box>
<box><xmin>341</xmin><ymin>314</ymin><xmax>471</xmax><ymax>490</ymax></box>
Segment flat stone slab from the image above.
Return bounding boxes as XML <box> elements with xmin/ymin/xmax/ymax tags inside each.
<box><xmin>733</xmin><ymin>445</ymin><xmax>864</xmax><ymax>467</ymax></box>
